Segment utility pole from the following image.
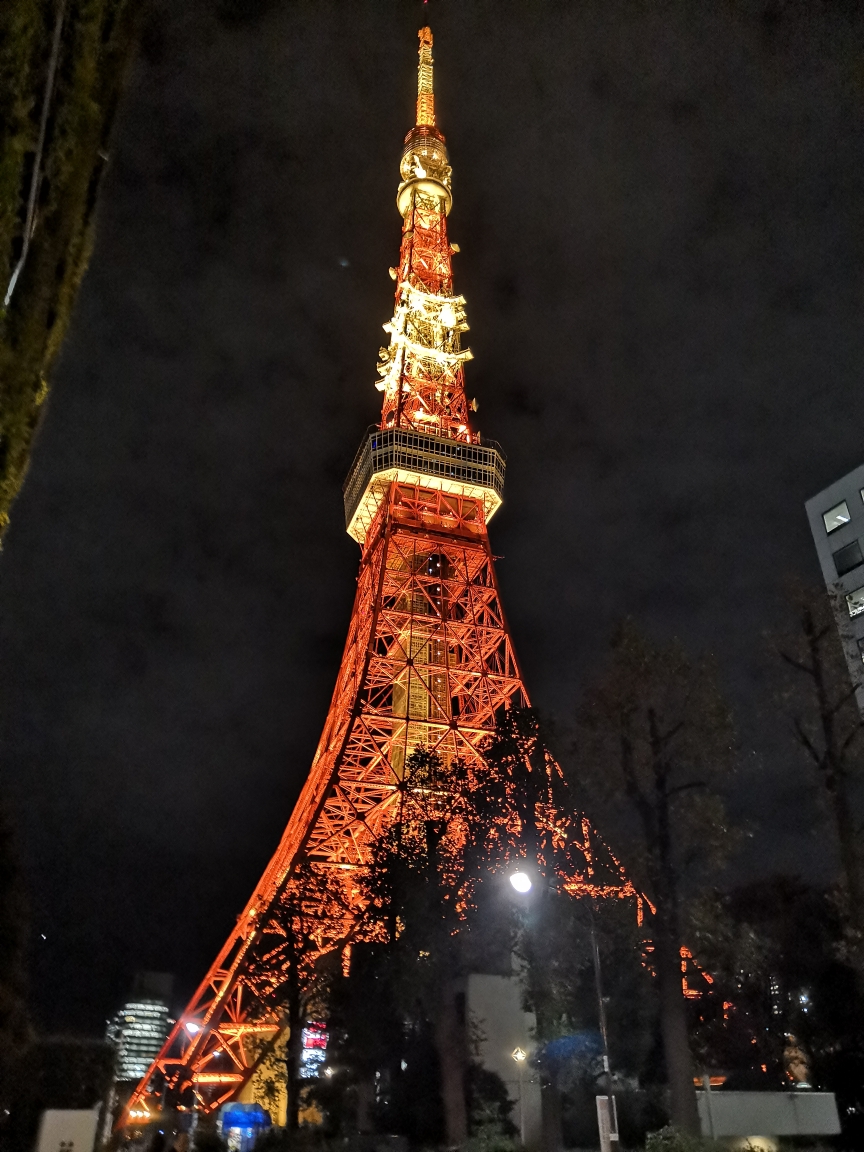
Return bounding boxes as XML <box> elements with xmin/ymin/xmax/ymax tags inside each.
<box><xmin>590</xmin><ymin>912</ymin><xmax>619</xmax><ymax>1151</ymax></box>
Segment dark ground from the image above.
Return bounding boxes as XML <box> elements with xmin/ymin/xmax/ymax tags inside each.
<box><xmin>0</xmin><ymin>0</ymin><xmax>862</xmax><ymax>1032</ymax></box>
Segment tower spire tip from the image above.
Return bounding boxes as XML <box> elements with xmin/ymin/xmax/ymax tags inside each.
<box><xmin>416</xmin><ymin>25</ymin><xmax>435</xmax><ymax>127</ymax></box>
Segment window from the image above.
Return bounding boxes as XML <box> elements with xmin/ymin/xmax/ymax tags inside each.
<box><xmin>847</xmin><ymin>587</ymin><xmax>864</xmax><ymax>617</ymax></box>
<box><xmin>834</xmin><ymin>540</ymin><xmax>863</xmax><ymax>577</ymax></box>
<box><xmin>824</xmin><ymin>501</ymin><xmax>850</xmax><ymax>533</ymax></box>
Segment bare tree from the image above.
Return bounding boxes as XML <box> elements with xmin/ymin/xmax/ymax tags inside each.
<box><xmin>573</xmin><ymin>621</ymin><xmax>736</xmax><ymax>1135</ymax></box>
<box><xmin>771</xmin><ymin>582</ymin><xmax>864</xmax><ymax>955</ymax></box>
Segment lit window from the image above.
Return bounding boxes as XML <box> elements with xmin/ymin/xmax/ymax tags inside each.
<box><xmin>847</xmin><ymin>587</ymin><xmax>864</xmax><ymax>617</ymax></box>
<box><xmin>834</xmin><ymin>540</ymin><xmax>863</xmax><ymax>577</ymax></box>
<box><xmin>824</xmin><ymin>501</ymin><xmax>850</xmax><ymax>533</ymax></box>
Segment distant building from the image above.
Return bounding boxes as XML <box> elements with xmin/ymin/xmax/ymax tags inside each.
<box><xmin>805</xmin><ymin>463</ymin><xmax>864</xmax><ymax>713</ymax></box>
<box><xmin>106</xmin><ymin>972</ymin><xmax>173</xmax><ymax>1084</ymax></box>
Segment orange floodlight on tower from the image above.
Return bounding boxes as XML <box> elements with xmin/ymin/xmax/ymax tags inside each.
<box><xmin>124</xmin><ymin>28</ymin><xmax>637</xmax><ymax>1124</ymax></box>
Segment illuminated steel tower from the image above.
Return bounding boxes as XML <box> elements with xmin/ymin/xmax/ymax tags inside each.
<box><xmin>126</xmin><ymin>28</ymin><xmax>634</xmax><ymax>1123</ymax></box>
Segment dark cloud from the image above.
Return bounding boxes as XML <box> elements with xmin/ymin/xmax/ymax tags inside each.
<box><xmin>1</xmin><ymin>0</ymin><xmax>862</xmax><ymax>1031</ymax></box>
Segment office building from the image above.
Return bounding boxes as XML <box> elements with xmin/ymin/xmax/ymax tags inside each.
<box><xmin>106</xmin><ymin>971</ymin><xmax>173</xmax><ymax>1084</ymax></box>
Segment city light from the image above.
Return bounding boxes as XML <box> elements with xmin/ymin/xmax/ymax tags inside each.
<box><xmin>509</xmin><ymin>871</ymin><xmax>532</xmax><ymax>894</ymax></box>
<box><xmin>106</xmin><ymin>997</ymin><xmax>172</xmax><ymax>1083</ymax></box>
<box><xmin>185</xmin><ymin>1022</ymin><xmax>200</xmax><ymax>1035</ymax></box>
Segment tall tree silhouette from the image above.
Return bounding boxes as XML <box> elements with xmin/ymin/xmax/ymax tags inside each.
<box><xmin>771</xmin><ymin>582</ymin><xmax>864</xmax><ymax>963</ymax></box>
<box><xmin>574</xmin><ymin>621</ymin><xmax>737</xmax><ymax>1135</ymax></box>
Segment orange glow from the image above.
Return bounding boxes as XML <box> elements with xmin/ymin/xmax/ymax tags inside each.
<box><xmin>416</xmin><ymin>28</ymin><xmax>435</xmax><ymax>128</ymax></box>
<box><xmin>193</xmin><ymin>1074</ymin><xmax>245</xmax><ymax>1085</ymax></box>
<box><xmin>680</xmin><ymin>945</ymin><xmax>716</xmax><ymax>999</ymax></box>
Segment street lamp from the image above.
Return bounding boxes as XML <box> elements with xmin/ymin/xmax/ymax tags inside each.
<box><xmin>511</xmin><ymin>1047</ymin><xmax>527</xmax><ymax>1143</ymax></box>
<box><xmin>509</xmin><ymin>871</ymin><xmax>532</xmax><ymax>894</ymax></box>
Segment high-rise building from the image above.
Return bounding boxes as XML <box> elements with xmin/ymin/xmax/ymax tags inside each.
<box><xmin>106</xmin><ymin>971</ymin><xmax>174</xmax><ymax>1084</ymax></box>
<box><xmin>805</xmin><ymin>463</ymin><xmax>864</xmax><ymax>712</ymax></box>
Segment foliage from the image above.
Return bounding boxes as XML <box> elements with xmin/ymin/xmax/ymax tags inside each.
<box><xmin>250</xmin><ymin>1131</ymin><xmax>292</xmax><ymax>1152</ymax></box>
<box><xmin>461</xmin><ymin>708</ymin><xmax>569</xmax><ymax>883</ymax></box>
<box><xmin>683</xmin><ymin>886</ymin><xmax>783</xmax><ymax>1086</ymax></box>
<box><xmin>307</xmin><ymin>742</ymin><xmax>528</xmax><ymax>1145</ymax></box>
<box><xmin>461</xmin><ymin>1105</ymin><xmax>517</xmax><ymax>1152</ymax></box>
<box><xmin>253</xmin><ymin>1130</ymin><xmax>334</xmax><ymax>1152</ymax></box>
<box><xmin>191</xmin><ymin>1128</ymin><xmax>227</xmax><ymax>1152</ymax></box>
<box><xmin>0</xmin><ymin>0</ymin><xmax>141</xmax><ymax>541</ymax></box>
<box><xmin>264</xmin><ymin>861</ymin><xmax>351</xmax><ymax>1130</ymax></box>
<box><xmin>645</xmin><ymin>1127</ymin><xmax>721</xmax><ymax>1152</ymax></box>
<box><xmin>465</xmin><ymin>1062</ymin><xmax>517</xmax><ymax>1147</ymax></box>
<box><xmin>688</xmin><ymin>876</ymin><xmax>864</xmax><ymax>1149</ymax></box>
<box><xmin>309</xmin><ymin>705</ymin><xmax>705</xmax><ymax>1144</ymax></box>
<box><xmin>309</xmin><ymin>941</ymin><xmax>446</xmax><ymax>1143</ymax></box>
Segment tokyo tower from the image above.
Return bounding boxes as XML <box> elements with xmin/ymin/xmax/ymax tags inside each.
<box><xmin>125</xmin><ymin>27</ymin><xmax>635</xmax><ymax>1126</ymax></box>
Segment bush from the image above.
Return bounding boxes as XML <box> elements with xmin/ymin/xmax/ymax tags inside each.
<box><xmin>462</xmin><ymin>1101</ymin><xmax>518</xmax><ymax>1152</ymax></box>
<box><xmin>645</xmin><ymin>1127</ymin><xmax>721</xmax><ymax>1152</ymax></box>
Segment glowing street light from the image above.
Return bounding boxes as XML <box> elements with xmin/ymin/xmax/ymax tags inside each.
<box><xmin>511</xmin><ymin>1047</ymin><xmax>527</xmax><ymax>1143</ymax></box>
<box><xmin>185</xmin><ymin>1022</ymin><xmax>201</xmax><ymax>1036</ymax></box>
<box><xmin>509</xmin><ymin>871</ymin><xmax>532</xmax><ymax>894</ymax></box>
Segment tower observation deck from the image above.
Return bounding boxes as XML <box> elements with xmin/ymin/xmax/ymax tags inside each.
<box><xmin>123</xmin><ymin>28</ymin><xmax>635</xmax><ymax>1127</ymax></box>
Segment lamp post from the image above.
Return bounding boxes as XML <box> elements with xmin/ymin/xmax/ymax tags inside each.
<box><xmin>511</xmin><ymin>1046</ymin><xmax>527</xmax><ymax>1144</ymax></box>
<box><xmin>589</xmin><ymin>912</ymin><xmax>619</xmax><ymax>1150</ymax></box>
<box><xmin>508</xmin><ymin>871</ymin><xmax>534</xmax><ymax>1146</ymax></box>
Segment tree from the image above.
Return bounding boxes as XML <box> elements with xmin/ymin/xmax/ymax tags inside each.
<box><xmin>312</xmin><ymin>713</ymin><xmax>647</xmax><ymax>1146</ymax></box>
<box><xmin>466</xmin><ymin>709</ymin><xmax>661</xmax><ymax>1149</ymax></box>
<box><xmin>0</xmin><ymin>797</ymin><xmax>31</xmax><ymax>1141</ymax></box>
<box><xmin>572</xmin><ymin>621</ymin><xmax>737</xmax><ymax>1135</ymax></box>
<box><xmin>264</xmin><ymin>861</ymin><xmax>350</xmax><ymax>1130</ymax></box>
<box><xmin>315</xmin><ymin>744</ymin><xmax>526</xmax><ymax>1145</ymax></box>
<box><xmin>689</xmin><ymin>876</ymin><xmax>864</xmax><ymax>1150</ymax></box>
<box><xmin>356</xmin><ymin>747</ymin><xmax>480</xmax><ymax>1145</ymax></box>
<box><xmin>0</xmin><ymin>0</ymin><xmax>141</xmax><ymax>540</ymax></box>
<box><xmin>770</xmin><ymin>581</ymin><xmax>864</xmax><ymax>959</ymax></box>
<box><xmin>460</xmin><ymin>709</ymin><xmax>569</xmax><ymax>887</ymax></box>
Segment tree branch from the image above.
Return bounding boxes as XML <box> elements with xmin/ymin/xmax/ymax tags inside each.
<box><xmin>780</xmin><ymin>650</ymin><xmax>815</xmax><ymax>677</ymax></box>
<box><xmin>666</xmin><ymin>780</ymin><xmax>707</xmax><ymax>798</ymax></box>
<box><xmin>792</xmin><ymin>717</ymin><xmax>825</xmax><ymax>769</ymax></box>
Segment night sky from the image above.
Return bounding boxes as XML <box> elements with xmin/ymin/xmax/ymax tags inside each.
<box><xmin>1</xmin><ymin>0</ymin><xmax>862</xmax><ymax>1034</ymax></box>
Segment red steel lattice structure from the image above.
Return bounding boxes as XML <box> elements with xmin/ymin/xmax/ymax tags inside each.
<box><xmin>125</xmin><ymin>28</ymin><xmax>637</xmax><ymax>1124</ymax></box>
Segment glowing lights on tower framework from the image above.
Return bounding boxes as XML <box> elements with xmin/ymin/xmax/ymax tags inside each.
<box><xmin>121</xmin><ymin>26</ymin><xmax>640</xmax><ymax>1128</ymax></box>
